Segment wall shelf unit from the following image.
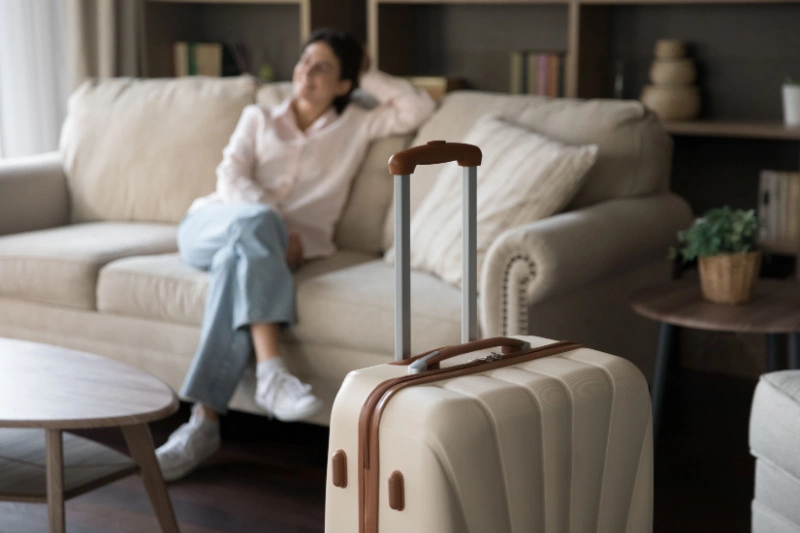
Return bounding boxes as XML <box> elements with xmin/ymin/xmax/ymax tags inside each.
<box><xmin>663</xmin><ymin>121</ymin><xmax>800</xmax><ymax>141</ymax></box>
<box><xmin>369</xmin><ymin>0</ymin><xmax>800</xmax><ymax>137</ymax></box>
<box><xmin>369</xmin><ymin>0</ymin><xmax>573</xmax><ymax>94</ymax></box>
<box><xmin>143</xmin><ymin>0</ymin><xmax>363</xmax><ymax>79</ymax></box>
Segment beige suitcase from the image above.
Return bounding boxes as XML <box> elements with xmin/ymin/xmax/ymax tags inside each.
<box><xmin>324</xmin><ymin>142</ymin><xmax>654</xmax><ymax>533</ymax></box>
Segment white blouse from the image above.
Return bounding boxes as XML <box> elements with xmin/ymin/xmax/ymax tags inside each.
<box><xmin>189</xmin><ymin>70</ymin><xmax>436</xmax><ymax>259</ymax></box>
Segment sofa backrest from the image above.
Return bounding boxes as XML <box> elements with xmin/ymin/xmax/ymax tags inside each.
<box><xmin>258</xmin><ymin>83</ymin><xmax>410</xmax><ymax>256</ymax></box>
<box><xmin>60</xmin><ymin>76</ymin><xmax>256</xmax><ymax>224</ymax></box>
<box><xmin>381</xmin><ymin>91</ymin><xmax>673</xmax><ymax>251</ymax></box>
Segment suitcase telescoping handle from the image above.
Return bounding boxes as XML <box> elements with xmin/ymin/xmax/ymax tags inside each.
<box><xmin>388</xmin><ymin>141</ymin><xmax>482</xmax><ymax>362</ymax></box>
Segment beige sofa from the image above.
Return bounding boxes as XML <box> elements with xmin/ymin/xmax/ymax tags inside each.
<box><xmin>0</xmin><ymin>75</ymin><xmax>692</xmax><ymax>425</ymax></box>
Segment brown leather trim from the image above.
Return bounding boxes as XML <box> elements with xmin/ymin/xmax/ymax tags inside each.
<box><xmin>388</xmin><ymin>141</ymin><xmax>482</xmax><ymax>175</ymax></box>
<box><xmin>388</xmin><ymin>471</ymin><xmax>405</xmax><ymax>511</ymax></box>
<box><xmin>388</xmin><ymin>337</ymin><xmax>526</xmax><ymax>367</ymax></box>
<box><xmin>332</xmin><ymin>450</ymin><xmax>347</xmax><ymax>488</ymax></box>
<box><xmin>358</xmin><ymin>340</ymin><xmax>581</xmax><ymax>533</ymax></box>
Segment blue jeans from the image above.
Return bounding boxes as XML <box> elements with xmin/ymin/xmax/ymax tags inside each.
<box><xmin>178</xmin><ymin>203</ymin><xmax>294</xmax><ymax>413</ymax></box>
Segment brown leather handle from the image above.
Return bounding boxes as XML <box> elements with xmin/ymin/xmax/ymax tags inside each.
<box><xmin>388</xmin><ymin>140</ymin><xmax>482</xmax><ymax>175</ymax></box>
<box><xmin>394</xmin><ymin>337</ymin><xmax>530</xmax><ymax>371</ymax></box>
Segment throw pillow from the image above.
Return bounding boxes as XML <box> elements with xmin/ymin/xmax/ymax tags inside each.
<box><xmin>385</xmin><ymin>114</ymin><xmax>599</xmax><ymax>287</ymax></box>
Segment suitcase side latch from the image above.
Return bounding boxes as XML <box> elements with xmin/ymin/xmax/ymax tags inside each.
<box><xmin>332</xmin><ymin>450</ymin><xmax>347</xmax><ymax>488</ymax></box>
<box><xmin>388</xmin><ymin>471</ymin><xmax>405</xmax><ymax>511</ymax></box>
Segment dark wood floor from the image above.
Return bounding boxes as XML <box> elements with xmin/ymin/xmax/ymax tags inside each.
<box><xmin>0</xmin><ymin>369</ymin><xmax>758</xmax><ymax>533</ymax></box>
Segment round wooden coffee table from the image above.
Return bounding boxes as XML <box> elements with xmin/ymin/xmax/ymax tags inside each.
<box><xmin>630</xmin><ymin>278</ymin><xmax>800</xmax><ymax>442</ymax></box>
<box><xmin>0</xmin><ymin>338</ymin><xmax>180</xmax><ymax>533</ymax></box>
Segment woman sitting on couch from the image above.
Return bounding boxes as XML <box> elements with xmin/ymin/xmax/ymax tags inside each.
<box><xmin>155</xmin><ymin>28</ymin><xmax>435</xmax><ymax>481</ymax></box>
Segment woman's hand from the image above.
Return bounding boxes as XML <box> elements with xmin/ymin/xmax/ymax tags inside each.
<box><xmin>286</xmin><ymin>231</ymin><xmax>304</xmax><ymax>271</ymax></box>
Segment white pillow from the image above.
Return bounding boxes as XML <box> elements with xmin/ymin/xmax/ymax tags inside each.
<box><xmin>385</xmin><ymin>115</ymin><xmax>599</xmax><ymax>287</ymax></box>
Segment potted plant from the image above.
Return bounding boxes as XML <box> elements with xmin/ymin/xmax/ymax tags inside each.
<box><xmin>670</xmin><ymin>206</ymin><xmax>762</xmax><ymax>305</ymax></box>
<box><xmin>783</xmin><ymin>77</ymin><xmax>800</xmax><ymax>126</ymax></box>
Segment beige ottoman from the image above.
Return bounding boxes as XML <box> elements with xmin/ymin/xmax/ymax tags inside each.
<box><xmin>750</xmin><ymin>371</ymin><xmax>800</xmax><ymax>533</ymax></box>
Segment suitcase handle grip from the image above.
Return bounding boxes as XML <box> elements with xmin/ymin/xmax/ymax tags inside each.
<box><xmin>388</xmin><ymin>140</ymin><xmax>482</xmax><ymax>175</ymax></box>
<box><xmin>398</xmin><ymin>337</ymin><xmax>531</xmax><ymax>373</ymax></box>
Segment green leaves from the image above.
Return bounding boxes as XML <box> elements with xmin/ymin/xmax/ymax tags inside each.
<box><xmin>670</xmin><ymin>206</ymin><xmax>761</xmax><ymax>263</ymax></box>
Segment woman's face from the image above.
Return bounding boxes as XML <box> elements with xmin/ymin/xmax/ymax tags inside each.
<box><xmin>293</xmin><ymin>42</ymin><xmax>352</xmax><ymax>108</ymax></box>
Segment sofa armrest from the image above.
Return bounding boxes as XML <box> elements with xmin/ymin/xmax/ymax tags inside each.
<box><xmin>0</xmin><ymin>151</ymin><xmax>69</xmax><ymax>236</ymax></box>
<box><xmin>480</xmin><ymin>193</ymin><xmax>693</xmax><ymax>336</ymax></box>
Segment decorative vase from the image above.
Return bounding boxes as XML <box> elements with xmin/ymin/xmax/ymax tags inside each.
<box><xmin>640</xmin><ymin>39</ymin><xmax>701</xmax><ymax>121</ymax></box>
<box><xmin>650</xmin><ymin>59</ymin><xmax>697</xmax><ymax>85</ymax></box>
<box><xmin>654</xmin><ymin>39</ymin><xmax>686</xmax><ymax>59</ymax></box>
<box><xmin>640</xmin><ymin>85</ymin><xmax>701</xmax><ymax>120</ymax></box>
<box><xmin>783</xmin><ymin>84</ymin><xmax>800</xmax><ymax>126</ymax></box>
<box><xmin>698</xmin><ymin>251</ymin><xmax>762</xmax><ymax>305</ymax></box>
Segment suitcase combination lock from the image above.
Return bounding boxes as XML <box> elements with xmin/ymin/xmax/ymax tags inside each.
<box><xmin>471</xmin><ymin>352</ymin><xmax>503</xmax><ymax>363</ymax></box>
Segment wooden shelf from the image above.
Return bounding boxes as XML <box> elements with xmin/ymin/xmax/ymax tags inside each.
<box><xmin>580</xmin><ymin>0</ymin><xmax>800</xmax><ymax>4</ymax></box>
<box><xmin>0</xmin><ymin>429</ymin><xmax>137</xmax><ymax>503</ymax></box>
<box><xmin>663</xmin><ymin>120</ymin><xmax>800</xmax><ymax>141</ymax></box>
<box><xmin>375</xmin><ymin>0</ymin><xmax>567</xmax><ymax>4</ymax></box>
<box><xmin>146</xmin><ymin>0</ymin><xmax>303</xmax><ymax>4</ymax></box>
<box><xmin>375</xmin><ymin>0</ymin><xmax>800</xmax><ymax>5</ymax></box>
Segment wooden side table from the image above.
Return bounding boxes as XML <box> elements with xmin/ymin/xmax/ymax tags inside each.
<box><xmin>0</xmin><ymin>338</ymin><xmax>180</xmax><ymax>533</ymax></box>
<box><xmin>630</xmin><ymin>279</ymin><xmax>800</xmax><ymax>442</ymax></box>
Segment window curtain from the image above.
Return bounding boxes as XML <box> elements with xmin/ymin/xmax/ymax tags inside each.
<box><xmin>65</xmin><ymin>0</ymin><xmax>146</xmax><ymax>92</ymax></box>
<box><xmin>0</xmin><ymin>1</ymin><xmax>66</xmax><ymax>158</ymax></box>
<box><xmin>0</xmin><ymin>0</ymin><xmax>144</xmax><ymax>159</ymax></box>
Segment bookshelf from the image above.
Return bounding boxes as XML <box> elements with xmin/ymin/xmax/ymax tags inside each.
<box><xmin>143</xmin><ymin>0</ymin><xmax>364</xmax><ymax>79</ymax></box>
<box><xmin>369</xmin><ymin>2</ymin><xmax>571</xmax><ymax>94</ymax></box>
<box><xmin>368</xmin><ymin>0</ymin><xmax>800</xmax><ymax>135</ymax></box>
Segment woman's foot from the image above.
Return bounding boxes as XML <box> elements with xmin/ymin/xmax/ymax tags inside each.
<box><xmin>156</xmin><ymin>405</ymin><xmax>221</xmax><ymax>481</ymax></box>
<box><xmin>255</xmin><ymin>358</ymin><xmax>323</xmax><ymax>421</ymax></box>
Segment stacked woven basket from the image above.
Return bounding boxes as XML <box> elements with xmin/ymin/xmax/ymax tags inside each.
<box><xmin>640</xmin><ymin>39</ymin><xmax>701</xmax><ymax>121</ymax></box>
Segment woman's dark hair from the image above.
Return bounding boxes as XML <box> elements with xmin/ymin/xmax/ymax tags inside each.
<box><xmin>303</xmin><ymin>28</ymin><xmax>363</xmax><ymax>114</ymax></box>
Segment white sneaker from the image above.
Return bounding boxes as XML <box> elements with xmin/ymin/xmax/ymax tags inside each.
<box><xmin>155</xmin><ymin>407</ymin><xmax>221</xmax><ymax>482</ymax></box>
<box><xmin>255</xmin><ymin>359</ymin><xmax>323</xmax><ymax>422</ymax></box>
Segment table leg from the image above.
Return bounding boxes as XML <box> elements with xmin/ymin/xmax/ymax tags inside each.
<box><xmin>790</xmin><ymin>333</ymin><xmax>800</xmax><ymax>370</ymax></box>
<box><xmin>767</xmin><ymin>334</ymin><xmax>784</xmax><ymax>372</ymax></box>
<box><xmin>652</xmin><ymin>322</ymin><xmax>677</xmax><ymax>444</ymax></box>
<box><xmin>45</xmin><ymin>429</ymin><xmax>65</xmax><ymax>533</ymax></box>
<box><xmin>122</xmin><ymin>424</ymin><xmax>180</xmax><ymax>533</ymax></box>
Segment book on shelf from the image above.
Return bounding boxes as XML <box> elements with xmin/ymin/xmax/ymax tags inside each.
<box><xmin>173</xmin><ymin>42</ymin><xmax>247</xmax><ymax>77</ymax></box>
<box><xmin>759</xmin><ymin>170</ymin><xmax>800</xmax><ymax>255</ymax></box>
<box><xmin>509</xmin><ymin>50</ymin><xmax>565</xmax><ymax>97</ymax></box>
<box><xmin>406</xmin><ymin>77</ymin><xmax>465</xmax><ymax>102</ymax></box>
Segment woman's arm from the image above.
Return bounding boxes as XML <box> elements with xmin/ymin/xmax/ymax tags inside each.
<box><xmin>216</xmin><ymin>105</ymin><xmax>271</xmax><ymax>205</ymax></box>
<box><xmin>359</xmin><ymin>70</ymin><xmax>436</xmax><ymax>140</ymax></box>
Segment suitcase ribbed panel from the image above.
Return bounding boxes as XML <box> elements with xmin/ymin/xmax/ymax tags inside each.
<box><xmin>325</xmin><ymin>337</ymin><xmax>653</xmax><ymax>533</ymax></box>
<box><xmin>564</xmin><ymin>351</ymin><xmax>653</xmax><ymax>533</ymax></box>
<box><xmin>753</xmin><ymin>500</ymin><xmax>800</xmax><ymax>533</ymax></box>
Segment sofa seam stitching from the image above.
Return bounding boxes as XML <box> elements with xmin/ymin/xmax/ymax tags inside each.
<box><xmin>502</xmin><ymin>254</ymin><xmax>536</xmax><ymax>335</ymax></box>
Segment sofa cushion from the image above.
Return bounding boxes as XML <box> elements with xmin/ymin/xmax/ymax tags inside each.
<box><xmin>383</xmin><ymin>92</ymin><xmax>672</xmax><ymax>250</ymax></box>
<box><xmin>96</xmin><ymin>251</ymin><xmax>375</xmax><ymax>326</ymax></box>
<box><xmin>0</xmin><ymin>223</ymin><xmax>178</xmax><ymax>310</ymax></box>
<box><xmin>255</xmin><ymin>81</ymin><xmax>292</xmax><ymax>107</ymax></box>
<box><xmin>257</xmin><ymin>82</ymin><xmax>411</xmax><ymax>255</ymax></box>
<box><xmin>386</xmin><ymin>115</ymin><xmax>598</xmax><ymax>288</ymax></box>
<box><xmin>60</xmin><ymin>76</ymin><xmax>256</xmax><ymax>224</ymax></box>
<box><xmin>335</xmin><ymin>135</ymin><xmax>411</xmax><ymax>254</ymax></box>
<box><xmin>292</xmin><ymin>260</ymin><xmax>462</xmax><ymax>356</ymax></box>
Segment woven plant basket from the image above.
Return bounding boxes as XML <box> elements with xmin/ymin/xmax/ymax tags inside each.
<box><xmin>698</xmin><ymin>251</ymin><xmax>762</xmax><ymax>305</ymax></box>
